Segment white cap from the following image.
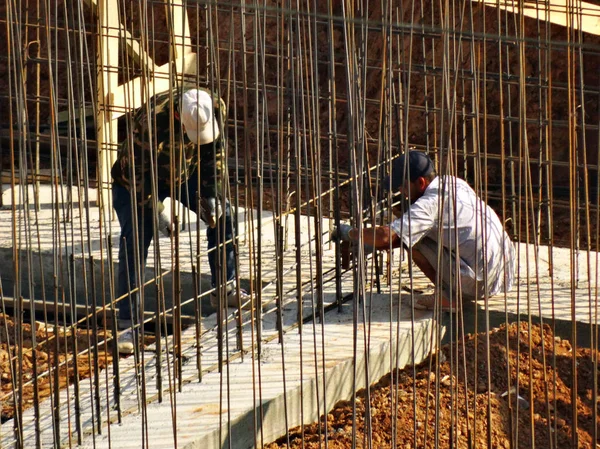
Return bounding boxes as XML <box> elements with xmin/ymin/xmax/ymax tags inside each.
<box><xmin>180</xmin><ymin>89</ymin><xmax>220</xmax><ymax>144</ymax></box>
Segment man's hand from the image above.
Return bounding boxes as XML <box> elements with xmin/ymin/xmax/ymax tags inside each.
<box><xmin>331</xmin><ymin>223</ymin><xmax>354</xmax><ymax>243</ymax></box>
<box><xmin>200</xmin><ymin>197</ymin><xmax>223</xmax><ymax>228</ymax></box>
<box><xmin>332</xmin><ymin>224</ymin><xmax>376</xmax><ymax>254</ymax></box>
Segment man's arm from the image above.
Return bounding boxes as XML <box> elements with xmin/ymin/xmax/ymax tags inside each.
<box><xmin>113</xmin><ymin>91</ymin><xmax>177</xmax><ymax>208</ymax></box>
<box><xmin>347</xmin><ymin>225</ymin><xmax>402</xmax><ymax>250</ymax></box>
<box><xmin>199</xmin><ymin>94</ymin><xmax>227</xmax><ymax>200</ymax></box>
<box><xmin>335</xmin><ymin>187</ymin><xmax>438</xmax><ymax>251</ymax></box>
<box><xmin>199</xmin><ymin>139</ymin><xmax>226</xmax><ymax>199</ymax></box>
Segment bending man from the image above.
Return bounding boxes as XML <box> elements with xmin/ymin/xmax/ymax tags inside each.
<box><xmin>111</xmin><ymin>88</ymin><xmax>248</xmax><ymax>354</ymax></box>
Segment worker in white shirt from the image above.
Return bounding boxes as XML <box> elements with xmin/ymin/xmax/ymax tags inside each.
<box><xmin>332</xmin><ymin>150</ymin><xmax>516</xmax><ymax>311</ymax></box>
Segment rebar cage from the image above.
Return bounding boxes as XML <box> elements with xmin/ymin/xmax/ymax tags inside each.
<box><xmin>2</xmin><ymin>0</ymin><xmax>600</xmax><ymax>447</ymax></box>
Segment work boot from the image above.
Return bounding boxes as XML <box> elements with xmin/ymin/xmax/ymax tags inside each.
<box><xmin>413</xmin><ymin>293</ymin><xmax>457</xmax><ymax>313</ymax></box>
<box><xmin>210</xmin><ymin>288</ymin><xmax>252</xmax><ymax>309</ymax></box>
<box><xmin>117</xmin><ymin>329</ymin><xmax>136</xmax><ymax>355</ymax></box>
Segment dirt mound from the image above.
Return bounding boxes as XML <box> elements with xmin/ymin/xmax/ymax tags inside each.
<box><xmin>266</xmin><ymin>322</ymin><xmax>600</xmax><ymax>448</ymax></box>
<box><xmin>0</xmin><ymin>313</ymin><xmax>113</xmax><ymax>421</ymax></box>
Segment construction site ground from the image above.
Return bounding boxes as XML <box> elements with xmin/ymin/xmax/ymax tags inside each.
<box><xmin>1</xmin><ymin>185</ymin><xmax>600</xmax><ymax>448</ymax></box>
<box><xmin>266</xmin><ymin>321</ymin><xmax>600</xmax><ymax>449</ymax></box>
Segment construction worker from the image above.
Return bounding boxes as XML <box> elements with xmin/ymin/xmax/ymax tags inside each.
<box><xmin>111</xmin><ymin>88</ymin><xmax>249</xmax><ymax>354</ymax></box>
<box><xmin>333</xmin><ymin>150</ymin><xmax>515</xmax><ymax>311</ymax></box>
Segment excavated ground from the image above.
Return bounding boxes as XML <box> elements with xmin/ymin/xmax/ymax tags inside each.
<box><xmin>0</xmin><ymin>313</ymin><xmax>112</xmax><ymax>421</ymax></box>
<box><xmin>266</xmin><ymin>322</ymin><xmax>600</xmax><ymax>449</ymax></box>
<box><xmin>0</xmin><ymin>313</ymin><xmax>155</xmax><ymax>422</ymax></box>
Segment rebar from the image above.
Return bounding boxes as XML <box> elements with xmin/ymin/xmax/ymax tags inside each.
<box><xmin>1</xmin><ymin>0</ymin><xmax>600</xmax><ymax>448</ymax></box>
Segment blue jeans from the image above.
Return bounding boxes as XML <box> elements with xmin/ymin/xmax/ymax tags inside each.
<box><xmin>113</xmin><ymin>177</ymin><xmax>236</xmax><ymax>329</ymax></box>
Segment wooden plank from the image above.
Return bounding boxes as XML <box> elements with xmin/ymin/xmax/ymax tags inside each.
<box><xmin>166</xmin><ymin>0</ymin><xmax>193</xmax><ymax>59</ymax></box>
<box><xmin>83</xmin><ymin>0</ymin><xmax>158</xmax><ymax>71</ymax></box>
<box><xmin>119</xmin><ymin>28</ymin><xmax>158</xmax><ymax>72</ymax></box>
<box><xmin>0</xmin><ymin>171</ymin><xmax>60</xmax><ymax>185</ymax></box>
<box><xmin>475</xmin><ymin>0</ymin><xmax>600</xmax><ymax>35</ymax></box>
<box><xmin>96</xmin><ymin>0</ymin><xmax>120</xmax><ymax>212</ymax></box>
<box><xmin>110</xmin><ymin>53</ymin><xmax>198</xmax><ymax>117</ymax></box>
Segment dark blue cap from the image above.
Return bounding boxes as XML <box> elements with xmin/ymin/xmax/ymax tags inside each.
<box><xmin>385</xmin><ymin>151</ymin><xmax>434</xmax><ymax>191</ymax></box>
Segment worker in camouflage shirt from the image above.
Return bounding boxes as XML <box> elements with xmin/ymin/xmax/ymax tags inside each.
<box><xmin>111</xmin><ymin>88</ymin><xmax>249</xmax><ymax>354</ymax></box>
<box><xmin>111</xmin><ymin>89</ymin><xmax>226</xmax><ymax>210</ymax></box>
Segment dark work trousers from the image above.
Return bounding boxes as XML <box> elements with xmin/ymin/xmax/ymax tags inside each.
<box><xmin>112</xmin><ymin>176</ymin><xmax>235</xmax><ymax>330</ymax></box>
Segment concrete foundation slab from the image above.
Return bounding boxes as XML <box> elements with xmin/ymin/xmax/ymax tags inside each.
<box><xmin>0</xmin><ymin>185</ymin><xmax>444</xmax><ymax>448</ymax></box>
<box><xmin>0</xmin><ymin>291</ymin><xmax>442</xmax><ymax>449</ymax></box>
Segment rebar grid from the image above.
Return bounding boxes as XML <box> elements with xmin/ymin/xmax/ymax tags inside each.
<box><xmin>1</xmin><ymin>0</ymin><xmax>600</xmax><ymax>448</ymax></box>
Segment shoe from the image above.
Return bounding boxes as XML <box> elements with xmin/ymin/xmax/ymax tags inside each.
<box><xmin>413</xmin><ymin>293</ymin><xmax>457</xmax><ymax>313</ymax></box>
<box><xmin>117</xmin><ymin>329</ymin><xmax>135</xmax><ymax>355</ymax></box>
<box><xmin>211</xmin><ymin>288</ymin><xmax>252</xmax><ymax>309</ymax></box>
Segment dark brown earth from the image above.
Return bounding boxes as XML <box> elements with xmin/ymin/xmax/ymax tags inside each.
<box><xmin>0</xmin><ymin>314</ymin><xmax>112</xmax><ymax>421</ymax></box>
<box><xmin>266</xmin><ymin>322</ymin><xmax>600</xmax><ymax>449</ymax></box>
<box><xmin>0</xmin><ymin>312</ymin><xmax>153</xmax><ymax>422</ymax></box>
<box><xmin>2</xmin><ymin>0</ymin><xmax>600</xmax><ymax>188</ymax></box>
<box><xmin>0</xmin><ymin>313</ymin><xmax>113</xmax><ymax>421</ymax></box>
<box><xmin>1</xmin><ymin>1</ymin><xmax>599</xmax><ymax>251</ymax></box>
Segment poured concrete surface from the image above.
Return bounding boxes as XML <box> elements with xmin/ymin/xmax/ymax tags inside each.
<box><xmin>0</xmin><ymin>289</ymin><xmax>442</xmax><ymax>449</ymax></box>
<box><xmin>3</xmin><ymin>185</ymin><xmax>599</xmax><ymax>325</ymax></box>
<box><xmin>0</xmin><ymin>184</ymin><xmax>349</xmax><ymax>319</ymax></box>
<box><xmin>0</xmin><ymin>184</ymin><xmax>243</xmax><ymax>317</ymax></box>
<box><xmin>81</xmin><ymin>295</ymin><xmax>439</xmax><ymax>449</ymax></box>
<box><xmin>486</xmin><ymin>243</ymin><xmax>600</xmax><ymax>324</ymax></box>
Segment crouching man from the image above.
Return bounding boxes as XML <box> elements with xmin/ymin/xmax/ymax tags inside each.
<box><xmin>333</xmin><ymin>151</ymin><xmax>515</xmax><ymax>311</ymax></box>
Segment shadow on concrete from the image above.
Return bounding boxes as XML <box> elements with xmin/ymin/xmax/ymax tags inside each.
<box><xmin>218</xmin><ymin>401</ymin><xmax>275</xmax><ymax>449</ymax></box>
<box><xmin>1</xmin><ymin>249</ymin><xmax>268</xmax><ymax>328</ymax></box>
<box><xmin>442</xmin><ymin>303</ymin><xmax>598</xmax><ymax>350</ymax></box>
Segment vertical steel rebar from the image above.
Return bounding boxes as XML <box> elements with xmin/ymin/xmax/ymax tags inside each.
<box><xmin>3</xmin><ymin>1</ymin><xmax>600</xmax><ymax>448</ymax></box>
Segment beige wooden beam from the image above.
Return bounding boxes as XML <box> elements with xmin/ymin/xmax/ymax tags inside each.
<box><xmin>96</xmin><ymin>0</ymin><xmax>120</xmax><ymax>214</ymax></box>
<box><xmin>167</xmin><ymin>0</ymin><xmax>193</xmax><ymax>59</ymax></box>
<box><xmin>109</xmin><ymin>53</ymin><xmax>199</xmax><ymax>120</ymax></box>
<box><xmin>85</xmin><ymin>0</ymin><xmax>158</xmax><ymax>73</ymax></box>
<box><xmin>93</xmin><ymin>0</ymin><xmax>196</xmax><ymax>214</ymax></box>
<box><xmin>476</xmin><ymin>0</ymin><xmax>600</xmax><ymax>35</ymax></box>
<box><xmin>119</xmin><ymin>28</ymin><xmax>158</xmax><ymax>73</ymax></box>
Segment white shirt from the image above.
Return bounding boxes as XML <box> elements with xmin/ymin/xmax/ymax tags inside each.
<box><xmin>390</xmin><ymin>176</ymin><xmax>515</xmax><ymax>295</ymax></box>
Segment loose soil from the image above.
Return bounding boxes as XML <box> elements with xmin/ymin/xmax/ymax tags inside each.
<box><xmin>266</xmin><ymin>322</ymin><xmax>600</xmax><ymax>449</ymax></box>
<box><xmin>0</xmin><ymin>313</ymin><xmax>114</xmax><ymax>422</ymax></box>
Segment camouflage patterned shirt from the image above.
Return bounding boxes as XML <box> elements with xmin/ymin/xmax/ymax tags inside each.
<box><xmin>111</xmin><ymin>88</ymin><xmax>227</xmax><ymax>208</ymax></box>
